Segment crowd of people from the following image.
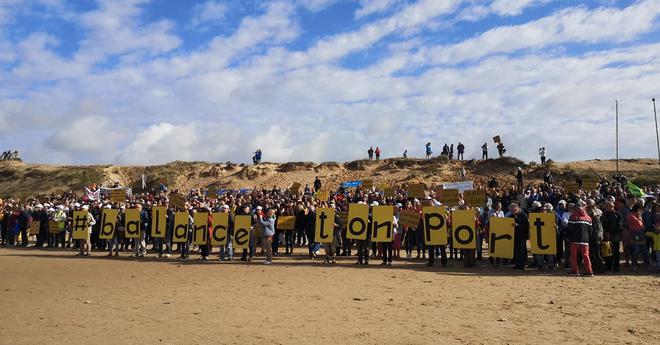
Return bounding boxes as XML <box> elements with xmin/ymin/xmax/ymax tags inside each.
<box><xmin>0</xmin><ymin>172</ymin><xmax>658</xmax><ymax>275</ymax></box>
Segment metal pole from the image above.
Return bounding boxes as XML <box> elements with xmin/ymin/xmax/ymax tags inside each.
<box><xmin>653</xmin><ymin>98</ymin><xmax>659</xmax><ymax>165</ymax></box>
<box><xmin>615</xmin><ymin>99</ymin><xmax>619</xmax><ymax>174</ymax></box>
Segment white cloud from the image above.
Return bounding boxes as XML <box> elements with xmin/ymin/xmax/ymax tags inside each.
<box><xmin>355</xmin><ymin>0</ymin><xmax>399</xmax><ymax>19</ymax></box>
<box><xmin>191</xmin><ymin>0</ymin><xmax>228</xmax><ymax>27</ymax></box>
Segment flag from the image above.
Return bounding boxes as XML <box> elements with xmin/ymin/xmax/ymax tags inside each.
<box><xmin>626</xmin><ymin>181</ymin><xmax>645</xmax><ymax>197</ymax></box>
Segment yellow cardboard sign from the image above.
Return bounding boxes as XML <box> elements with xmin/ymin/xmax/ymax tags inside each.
<box><xmin>564</xmin><ymin>182</ymin><xmax>580</xmax><ymax>194</ymax></box>
<box><xmin>124</xmin><ymin>208</ymin><xmax>141</xmax><ymax>239</ymax></box>
<box><xmin>399</xmin><ymin>209</ymin><xmax>421</xmax><ymax>228</ymax></box>
<box><xmin>290</xmin><ymin>182</ymin><xmax>302</xmax><ymax>194</ymax></box>
<box><xmin>315</xmin><ymin>208</ymin><xmax>335</xmax><ymax>243</ymax></box>
<box><xmin>582</xmin><ymin>177</ymin><xmax>600</xmax><ymax>190</ymax></box>
<box><xmin>169</xmin><ymin>193</ymin><xmax>186</xmax><ymax>210</ymax></box>
<box><xmin>438</xmin><ymin>189</ymin><xmax>459</xmax><ymax>205</ymax></box>
<box><xmin>346</xmin><ymin>203</ymin><xmax>369</xmax><ymax>240</ymax></box>
<box><xmin>29</xmin><ymin>221</ymin><xmax>40</xmax><ymax>235</ymax></box>
<box><xmin>192</xmin><ymin>212</ymin><xmax>209</xmax><ymax>245</ymax></box>
<box><xmin>48</xmin><ymin>220</ymin><xmax>60</xmax><ymax>234</ymax></box>
<box><xmin>172</xmin><ymin>212</ymin><xmax>189</xmax><ymax>243</ymax></box>
<box><xmin>422</xmin><ymin>206</ymin><xmax>448</xmax><ymax>246</ymax></box>
<box><xmin>109</xmin><ymin>189</ymin><xmax>126</xmax><ymax>203</ymax></box>
<box><xmin>488</xmin><ymin>217</ymin><xmax>514</xmax><ymax>259</ymax></box>
<box><xmin>407</xmin><ymin>183</ymin><xmax>425</xmax><ymax>198</ymax></box>
<box><xmin>99</xmin><ymin>209</ymin><xmax>118</xmax><ymax>240</ymax></box>
<box><xmin>233</xmin><ymin>215</ymin><xmax>252</xmax><ymax>250</ymax></box>
<box><xmin>529</xmin><ymin>212</ymin><xmax>557</xmax><ymax>255</ymax></box>
<box><xmin>72</xmin><ymin>210</ymin><xmax>89</xmax><ymax>240</ymax></box>
<box><xmin>463</xmin><ymin>190</ymin><xmax>486</xmax><ymax>207</ymax></box>
<box><xmin>372</xmin><ymin>205</ymin><xmax>394</xmax><ymax>243</ymax></box>
<box><xmin>210</xmin><ymin>212</ymin><xmax>229</xmax><ymax>246</ymax></box>
<box><xmin>277</xmin><ymin>216</ymin><xmax>296</xmax><ymax>230</ymax></box>
<box><xmin>316</xmin><ymin>190</ymin><xmax>329</xmax><ymax>201</ymax></box>
<box><xmin>151</xmin><ymin>206</ymin><xmax>167</xmax><ymax>238</ymax></box>
<box><xmin>451</xmin><ymin>209</ymin><xmax>476</xmax><ymax>249</ymax></box>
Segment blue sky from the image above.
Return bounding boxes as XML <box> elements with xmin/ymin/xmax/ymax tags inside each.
<box><xmin>0</xmin><ymin>0</ymin><xmax>659</xmax><ymax>164</ymax></box>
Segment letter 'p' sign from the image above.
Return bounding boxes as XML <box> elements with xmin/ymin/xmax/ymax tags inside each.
<box><xmin>422</xmin><ymin>206</ymin><xmax>448</xmax><ymax>246</ymax></box>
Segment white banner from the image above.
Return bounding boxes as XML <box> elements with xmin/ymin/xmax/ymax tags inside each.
<box><xmin>442</xmin><ymin>181</ymin><xmax>474</xmax><ymax>193</ymax></box>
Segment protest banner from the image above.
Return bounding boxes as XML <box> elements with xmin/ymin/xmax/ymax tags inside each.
<box><xmin>452</xmin><ymin>210</ymin><xmax>476</xmax><ymax>249</ymax></box>
<box><xmin>529</xmin><ymin>213</ymin><xmax>557</xmax><ymax>255</ymax></box>
<box><xmin>99</xmin><ymin>209</ymin><xmax>118</xmax><ymax>240</ymax></box>
<box><xmin>493</xmin><ymin>135</ymin><xmax>501</xmax><ymax>143</ymax></box>
<box><xmin>72</xmin><ymin>210</ymin><xmax>89</xmax><ymax>240</ymax></box>
<box><xmin>315</xmin><ymin>207</ymin><xmax>335</xmax><ymax>243</ymax></box>
<box><xmin>192</xmin><ymin>212</ymin><xmax>209</xmax><ymax>245</ymax></box>
<box><xmin>341</xmin><ymin>181</ymin><xmax>361</xmax><ymax>188</ymax></box>
<box><xmin>346</xmin><ymin>203</ymin><xmax>369</xmax><ymax>240</ymax></box>
<box><xmin>233</xmin><ymin>215</ymin><xmax>251</xmax><ymax>250</ymax></box>
<box><xmin>488</xmin><ymin>217</ymin><xmax>515</xmax><ymax>259</ymax></box>
<box><xmin>438</xmin><ymin>189</ymin><xmax>459</xmax><ymax>205</ymax></box>
<box><xmin>151</xmin><ymin>206</ymin><xmax>167</xmax><ymax>238</ymax></box>
<box><xmin>277</xmin><ymin>216</ymin><xmax>296</xmax><ymax>230</ymax></box>
<box><xmin>172</xmin><ymin>212</ymin><xmax>189</xmax><ymax>243</ymax></box>
<box><xmin>124</xmin><ymin>209</ymin><xmax>140</xmax><ymax>239</ymax></box>
<box><xmin>372</xmin><ymin>205</ymin><xmax>394</xmax><ymax>243</ymax></box>
<box><xmin>422</xmin><ymin>206</ymin><xmax>448</xmax><ymax>246</ymax></box>
<box><xmin>463</xmin><ymin>190</ymin><xmax>486</xmax><ymax>207</ymax></box>
<box><xmin>109</xmin><ymin>189</ymin><xmax>126</xmax><ymax>203</ymax></box>
<box><xmin>407</xmin><ymin>183</ymin><xmax>425</xmax><ymax>198</ymax></box>
<box><xmin>48</xmin><ymin>220</ymin><xmax>60</xmax><ymax>234</ymax></box>
<box><xmin>29</xmin><ymin>221</ymin><xmax>40</xmax><ymax>235</ymax></box>
<box><xmin>399</xmin><ymin>209</ymin><xmax>421</xmax><ymax>228</ymax></box>
<box><xmin>210</xmin><ymin>212</ymin><xmax>228</xmax><ymax>246</ymax></box>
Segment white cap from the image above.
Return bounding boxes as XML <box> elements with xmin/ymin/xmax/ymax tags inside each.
<box><xmin>47</xmin><ymin>208</ymin><xmax>55</xmax><ymax>212</ymax></box>
<box><xmin>104</xmin><ymin>205</ymin><xmax>112</xmax><ymax>209</ymax></box>
<box><xmin>36</xmin><ymin>204</ymin><xmax>43</xmax><ymax>209</ymax></box>
<box><xmin>371</xmin><ymin>201</ymin><xmax>379</xmax><ymax>206</ymax></box>
<box><xmin>57</xmin><ymin>205</ymin><xmax>64</xmax><ymax>210</ymax></box>
<box><xmin>81</xmin><ymin>205</ymin><xmax>89</xmax><ymax>210</ymax></box>
<box><xmin>74</xmin><ymin>203</ymin><xmax>81</xmax><ymax>207</ymax></box>
<box><xmin>220</xmin><ymin>205</ymin><xmax>229</xmax><ymax>210</ymax></box>
<box><xmin>256</xmin><ymin>206</ymin><xmax>263</xmax><ymax>210</ymax></box>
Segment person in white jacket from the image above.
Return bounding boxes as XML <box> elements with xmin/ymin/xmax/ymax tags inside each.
<box><xmin>78</xmin><ymin>205</ymin><xmax>96</xmax><ymax>256</ymax></box>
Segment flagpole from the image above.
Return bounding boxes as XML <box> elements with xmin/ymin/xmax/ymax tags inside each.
<box><xmin>653</xmin><ymin>98</ymin><xmax>659</xmax><ymax>166</ymax></box>
<box><xmin>615</xmin><ymin>99</ymin><xmax>619</xmax><ymax>174</ymax></box>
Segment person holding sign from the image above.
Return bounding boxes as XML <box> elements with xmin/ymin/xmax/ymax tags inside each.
<box><xmin>530</xmin><ymin>204</ymin><xmax>557</xmax><ymax>272</ymax></box>
<box><xmin>509</xmin><ymin>203</ymin><xmax>529</xmax><ymax>270</ymax></box>
<box><xmin>77</xmin><ymin>205</ymin><xmax>96</xmax><ymax>256</ymax></box>
<box><xmin>257</xmin><ymin>208</ymin><xmax>276</xmax><ymax>264</ymax></box>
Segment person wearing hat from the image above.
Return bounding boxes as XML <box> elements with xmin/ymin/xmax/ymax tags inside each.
<box><xmin>567</xmin><ymin>200</ymin><xmax>594</xmax><ymax>276</ymax></box>
<box><xmin>218</xmin><ymin>204</ymin><xmax>234</xmax><ymax>261</ymax></box>
<box><xmin>78</xmin><ymin>205</ymin><xmax>96</xmax><ymax>256</ymax></box>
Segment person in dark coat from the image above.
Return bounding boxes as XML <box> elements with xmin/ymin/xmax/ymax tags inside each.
<box><xmin>510</xmin><ymin>203</ymin><xmax>529</xmax><ymax>270</ymax></box>
<box><xmin>601</xmin><ymin>201</ymin><xmax>623</xmax><ymax>272</ymax></box>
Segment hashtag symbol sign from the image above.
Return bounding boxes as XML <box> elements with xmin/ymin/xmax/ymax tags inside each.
<box><xmin>74</xmin><ymin>214</ymin><xmax>87</xmax><ymax>239</ymax></box>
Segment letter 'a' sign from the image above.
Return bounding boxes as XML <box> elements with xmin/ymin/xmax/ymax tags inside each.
<box><xmin>529</xmin><ymin>213</ymin><xmax>557</xmax><ymax>255</ymax></box>
<box><xmin>371</xmin><ymin>205</ymin><xmax>394</xmax><ymax>243</ymax></box>
<box><xmin>124</xmin><ymin>209</ymin><xmax>141</xmax><ymax>239</ymax></box>
<box><xmin>488</xmin><ymin>217</ymin><xmax>514</xmax><ymax>259</ymax></box>
<box><xmin>233</xmin><ymin>215</ymin><xmax>251</xmax><ymax>250</ymax></box>
<box><xmin>315</xmin><ymin>208</ymin><xmax>335</xmax><ymax>243</ymax></box>
<box><xmin>210</xmin><ymin>212</ymin><xmax>228</xmax><ymax>246</ymax></box>
<box><xmin>422</xmin><ymin>206</ymin><xmax>448</xmax><ymax>246</ymax></box>
<box><xmin>172</xmin><ymin>212</ymin><xmax>189</xmax><ymax>243</ymax></box>
<box><xmin>451</xmin><ymin>209</ymin><xmax>476</xmax><ymax>249</ymax></box>
<box><xmin>346</xmin><ymin>203</ymin><xmax>369</xmax><ymax>240</ymax></box>
<box><xmin>99</xmin><ymin>209</ymin><xmax>118</xmax><ymax>240</ymax></box>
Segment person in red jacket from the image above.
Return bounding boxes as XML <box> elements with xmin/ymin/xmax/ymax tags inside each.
<box><xmin>567</xmin><ymin>201</ymin><xmax>594</xmax><ymax>276</ymax></box>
